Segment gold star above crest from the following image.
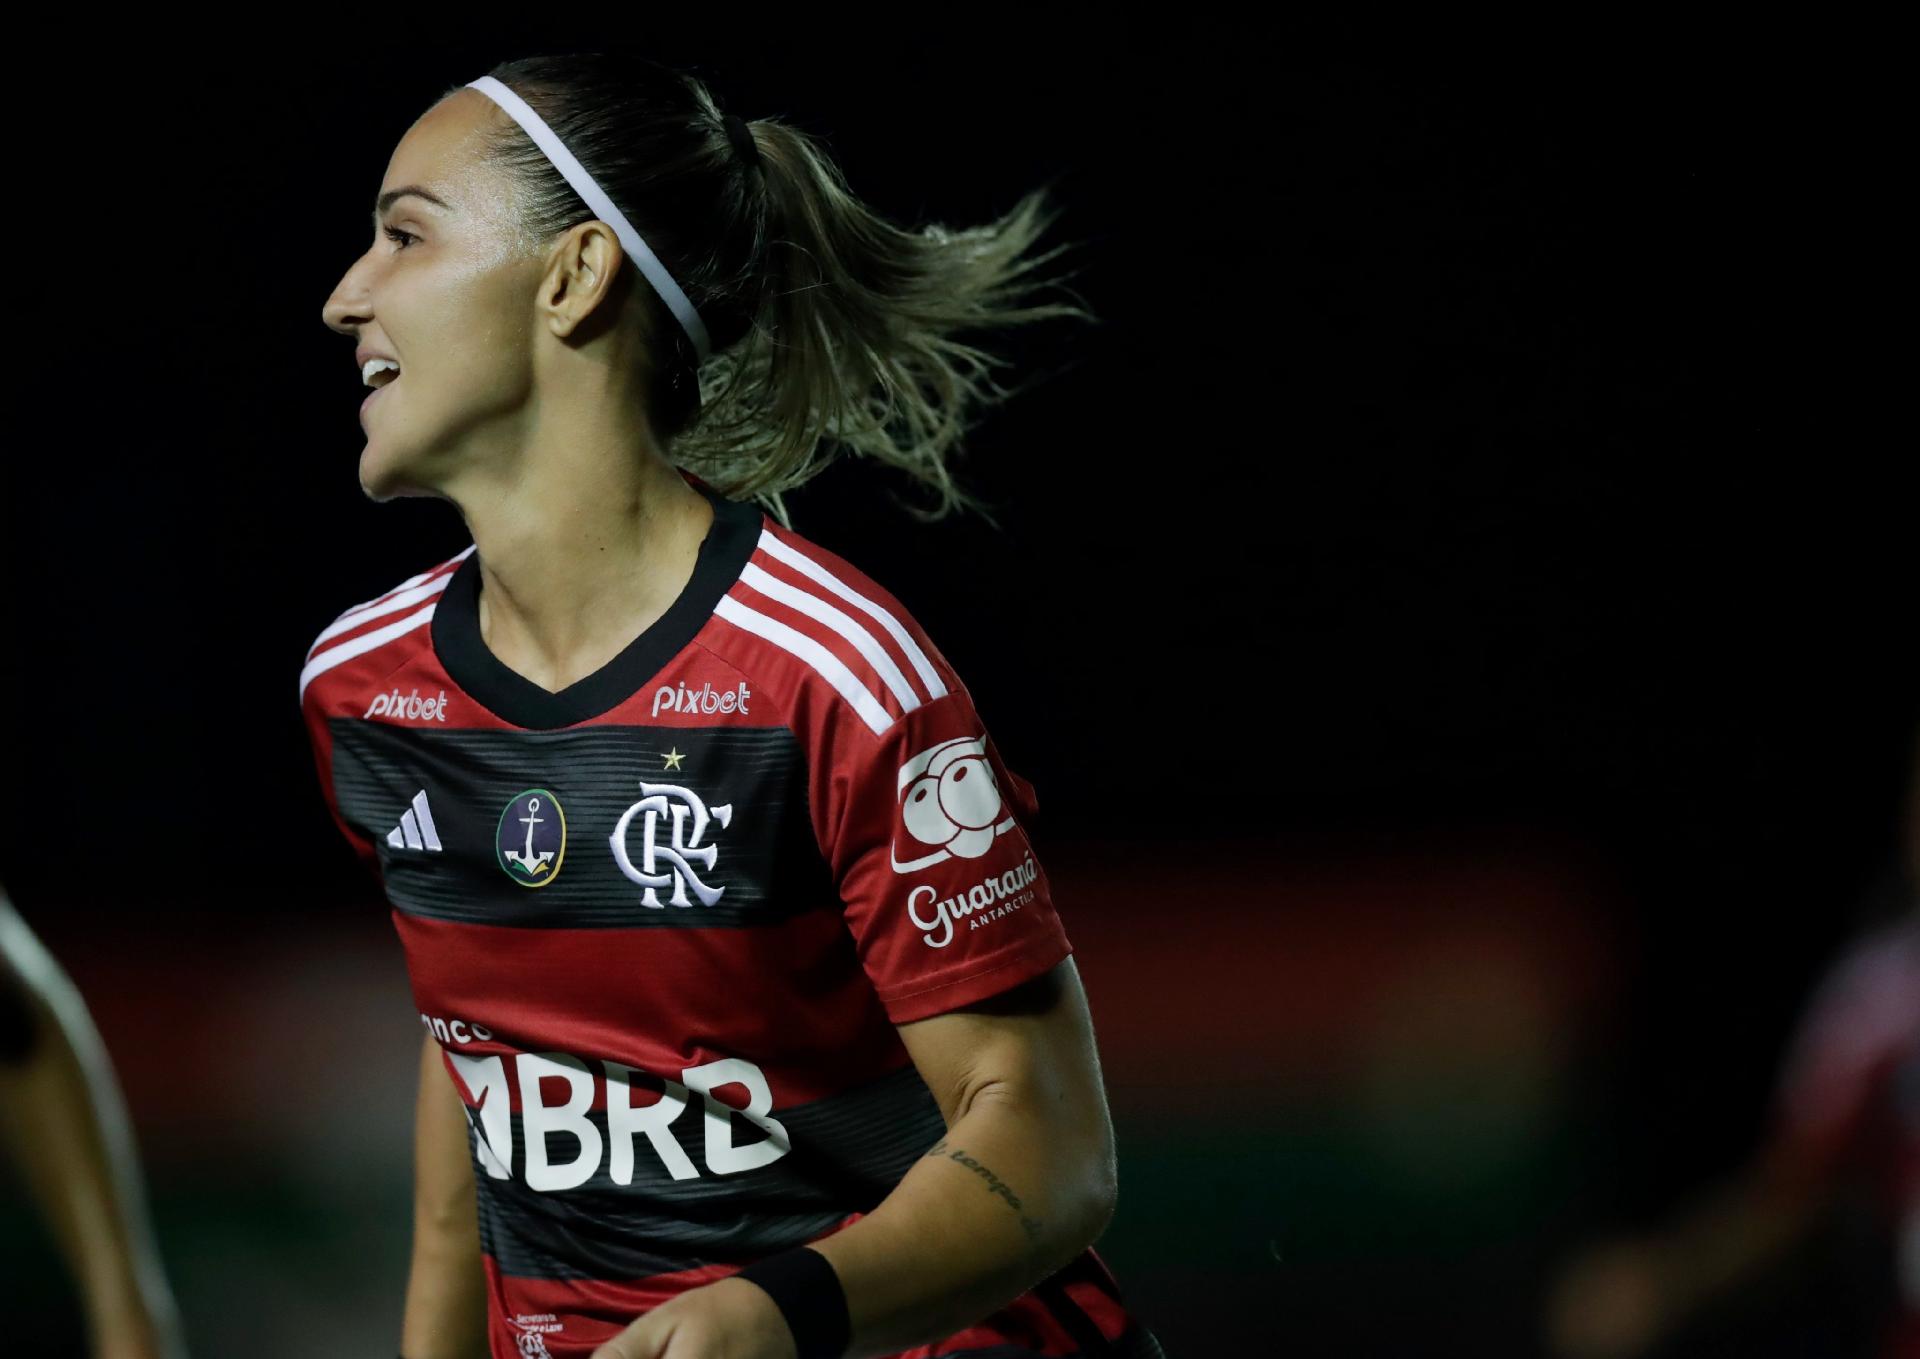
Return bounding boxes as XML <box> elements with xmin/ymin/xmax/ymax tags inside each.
<box><xmin>662</xmin><ymin>748</ymin><xmax>685</xmax><ymax>771</ymax></box>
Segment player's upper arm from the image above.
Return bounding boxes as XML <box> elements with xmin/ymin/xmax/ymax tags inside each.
<box><xmin>895</xmin><ymin>955</ymin><xmax>1115</xmax><ymax>1172</ymax></box>
<box><xmin>820</xmin><ymin>681</ymin><xmax>1075</xmax><ymax>1024</ymax></box>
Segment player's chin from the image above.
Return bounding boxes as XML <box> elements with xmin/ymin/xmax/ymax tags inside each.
<box><xmin>358</xmin><ymin>442</ymin><xmax>435</xmax><ymax>503</ymax></box>
<box><xmin>359</xmin><ymin>462</ymin><xmax>426</xmax><ymax>502</ymax></box>
<box><xmin>357</xmin><ymin>459</ymin><xmax>405</xmax><ymax>503</ymax></box>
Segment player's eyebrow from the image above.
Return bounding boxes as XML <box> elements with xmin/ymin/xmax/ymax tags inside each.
<box><xmin>372</xmin><ymin>185</ymin><xmax>452</xmax><ymax>225</ymax></box>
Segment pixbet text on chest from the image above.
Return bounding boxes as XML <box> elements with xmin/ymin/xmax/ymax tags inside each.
<box><xmin>364</xmin><ymin>686</ymin><xmax>450</xmax><ymax>721</ymax></box>
<box><xmin>652</xmin><ymin>679</ymin><xmax>751</xmax><ymax>718</ymax></box>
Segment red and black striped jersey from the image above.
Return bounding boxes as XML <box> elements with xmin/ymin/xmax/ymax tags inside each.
<box><xmin>298</xmin><ymin>470</ymin><xmax>1162</xmax><ymax>1359</ymax></box>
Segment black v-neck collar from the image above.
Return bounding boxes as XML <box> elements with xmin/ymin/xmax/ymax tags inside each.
<box><xmin>431</xmin><ymin>478</ymin><xmax>763</xmax><ymax>730</ymax></box>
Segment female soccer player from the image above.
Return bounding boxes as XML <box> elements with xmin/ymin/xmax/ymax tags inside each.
<box><xmin>305</xmin><ymin>53</ymin><xmax>1164</xmax><ymax>1359</ymax></box>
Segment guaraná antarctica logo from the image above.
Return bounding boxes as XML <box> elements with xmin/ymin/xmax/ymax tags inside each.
<box><xmin>495</xmin><ymin>788</ymin><xmax>568</xmax><ymax>888</ymax></box>
<box><xmin>890</xmin><ymin>735</ymin><xmax>1016</xmax><ymax>873</ymax></box>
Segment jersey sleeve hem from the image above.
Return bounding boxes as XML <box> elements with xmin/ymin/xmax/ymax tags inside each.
<box><xmin>873</xmin><ymin>929</ymin><xmax>1073</xmax><ymax>1025</ymax></box>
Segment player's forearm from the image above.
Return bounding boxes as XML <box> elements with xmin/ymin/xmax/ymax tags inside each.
<box><xmin>400</xmin><ymin>1034</ymin><xmax>488</xmax><ymax>1359</ymax></box>
<box><xmin>401</xmin><ymin>1231</ymin><xmax>489</xmax><ymax>1359</ymax></box>
<box><xmin>804</xmin><ymin>1090</ymin><xmax>1116</xmax><ymax>1359</ymax></box>
<box><xmin>399</xmin><ymin>1135</ymin><xmax>487</xmax><ymax>1358</ymax></box>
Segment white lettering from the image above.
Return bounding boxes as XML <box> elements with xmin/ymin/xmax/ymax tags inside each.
<box><xmin>969</xmin><ymin>900</ymin><xmax>1027</xmax><ymax>930</ymax></box>
<box><xmin>603</xmin><ymin>1060</ymin><xmax>700</xmax><ymax>1183</ymax></box>
<box><xmin>906</xmin><ymin>885</ymin><xmax>954</xmax><ymax>948</ymax></box>
<box><xmin>432</xmin><ymin>1046</ymin><xmax>790</xmax><ymax>1189</ymax></box>
<box><xmin>683</xmin><ymin>1057</ymin><xmax>792</xmax><ymax>1175</ymax></box>
<box><xmin>518</xmin><ymin>1053</ymin><xmax>603</xmax><ymax>1192</ymax></box>
<box><xmin>906</xmin><ymin>853</ymin><xmax>1040</xmax><ymax>948</ymax></box>
<box><xmin>650</xmin><ymin>680</ymin><xmax>751</xmax><ymax>719</ymax></box>
<box><xmin>364</xmin><ymin>686</ymin><xmax>451</xmax><ymax>722</ymax></box>
<box><xmin>422</xmin><ymin>1012</ymin><xmax>493</xmax><ymax>1045</ymax></box>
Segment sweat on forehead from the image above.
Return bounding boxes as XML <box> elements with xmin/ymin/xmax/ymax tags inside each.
<box><xmin>375</xmin><ymin>93</ymin><xmax>512</xmax><ymax>211</ymax></box>
<box><xmin>374</xmin><ymin>103</ymin><xmax>546</xmax><ymax>252</ymax></box>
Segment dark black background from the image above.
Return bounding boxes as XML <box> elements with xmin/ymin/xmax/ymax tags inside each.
<box><xmin>2</xmin><ymin>20</ymin><xmax>1911</xmax><ymax>1352</ymax></box>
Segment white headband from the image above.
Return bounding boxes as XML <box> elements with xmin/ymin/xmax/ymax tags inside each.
<box><xmin>465</xmin><ymin>75</ymin><xmax>712</xmax><ymax>364</ymax></box>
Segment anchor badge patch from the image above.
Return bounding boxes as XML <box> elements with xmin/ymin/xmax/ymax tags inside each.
<box><xmin>495</xmin><ymin>788</ymin><xmax>568</xmax><ymax>888</ymax></box>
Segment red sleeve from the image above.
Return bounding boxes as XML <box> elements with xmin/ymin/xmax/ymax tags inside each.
<box><xmin>299</xmin><ymin>669</ymin><xmax>381</xmax><ymax>874</ymax></box>
<box><xmin>822</xmin><ymin>681</ymin><xmax>1073</xmax><ymax>1024</ymax></box>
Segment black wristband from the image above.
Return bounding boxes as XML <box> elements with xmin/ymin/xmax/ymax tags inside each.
<box><xmin>730</xmin><ymin>1245</ymin><xmax>850</xmax><ymax>1359</ymax></box>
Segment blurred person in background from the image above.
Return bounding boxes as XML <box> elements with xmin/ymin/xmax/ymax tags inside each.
<box><xmin>309</xmin><ymin>52</ymin><xmax>1162</xmax><ymax>1359</ymax></box>
<box><xmin>1545</xmin><ymin>727</ymin><xmax>1920</xmax><ymax>1358</ymax></box>
<box><xmin>0</xmin><ymin>886</ymin><xmax>189</xmax><ymax>1359</ymax></box>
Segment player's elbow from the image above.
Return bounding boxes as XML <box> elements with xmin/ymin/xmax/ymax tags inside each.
<box><xmin>1080</xmin><ymin>1144</ymin><xmax>1119</xmax><ymax>1245</ymax></box>
<box><xmin>1032</xmin><ymin>1090</ymin><xmax>1118</xmax><ymax>1248</ymax></box>
<box><xmin>970</xmin><ymin>1078</ymin><xmax>1117</xmax><ymax>1250</ymax></box>
<box><xmin>1065</xmin><ymin>1090</ymin><xmax>1119</xmax><ymax>1243</ymax></box>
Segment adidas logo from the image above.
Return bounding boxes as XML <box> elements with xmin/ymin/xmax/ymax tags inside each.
<box><xmin>387</xmin><ymin>790</ymin><xmax>443</xmax><ymax>852</ymax></box>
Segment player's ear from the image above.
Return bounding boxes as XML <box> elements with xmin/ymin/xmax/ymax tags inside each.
<box><xmin>541</xmin><ymin>220</ymin><xmax>625</xmax><ymax>340</ymax></box>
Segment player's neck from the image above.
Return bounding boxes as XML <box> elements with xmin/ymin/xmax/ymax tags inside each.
<box><xmin>450</xmin><ymin>448</ymin><xmax>714</xmax><ymax>696</ymax></box>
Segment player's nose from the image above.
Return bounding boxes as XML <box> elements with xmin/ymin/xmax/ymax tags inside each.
<box><xmin>322</xmin><ymin>258</ymin><xmax>377</xmax><ymax>337</ymax></box>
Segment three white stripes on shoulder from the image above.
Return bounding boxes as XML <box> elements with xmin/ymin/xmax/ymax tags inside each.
<box><xmin>304</xmin><ymin>529</ymin><xmax>946</xmax><ymax>737</ymax></box>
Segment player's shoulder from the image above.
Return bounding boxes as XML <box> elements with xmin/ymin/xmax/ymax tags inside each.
<box><xmin>299</xmin><ymin>544</ymin><xmax>475</xmax><ymax>712</ymax></box>
<box><xmin>702</xmin><ymin>513</ymin><xmax>964</xmax><ymax>739</ymax></box>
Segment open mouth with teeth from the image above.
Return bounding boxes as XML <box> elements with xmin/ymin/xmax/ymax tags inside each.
<box><xmin>362</xmin><ymin>358</ymin><xmax>402</xmax><ymax>394</ymax></box>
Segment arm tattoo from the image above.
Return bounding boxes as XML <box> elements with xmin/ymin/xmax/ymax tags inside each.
<box><xmin>923</xmin><ymin>1138</ymin><xmax>1044</xmax><ymax>1243</ymax></box>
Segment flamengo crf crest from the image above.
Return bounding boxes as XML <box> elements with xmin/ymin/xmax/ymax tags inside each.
<box><xmin>609</xmin><ymin>779</ymin><xmax>733</xmax><ymax>908</ymax></box>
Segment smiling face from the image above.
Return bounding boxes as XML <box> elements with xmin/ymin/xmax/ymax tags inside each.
<box><xmin>321</xmin><ymin>90</ymin><xmax>553</xmax><ymax>500</ymax></box>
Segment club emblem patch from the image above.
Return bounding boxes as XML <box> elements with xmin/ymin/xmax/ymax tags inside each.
<box><xmin>496</xmin><ymin>788</ymin><xmax>567</xmax><ymax>888</ymax></box>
